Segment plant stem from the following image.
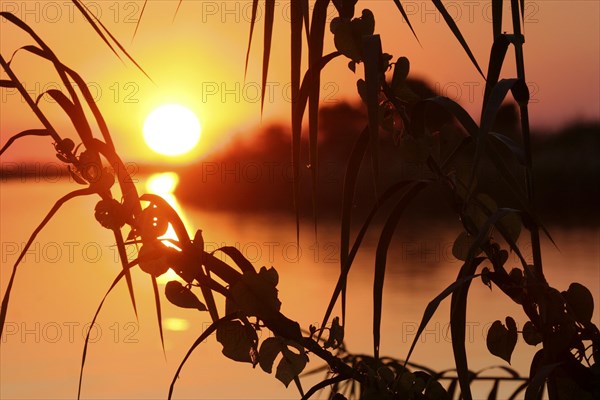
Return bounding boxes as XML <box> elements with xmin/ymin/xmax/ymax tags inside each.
<box><xmin>510</xmin><ymin>0</ymin><xmax>545</xmax><ymax>283</ymax></box>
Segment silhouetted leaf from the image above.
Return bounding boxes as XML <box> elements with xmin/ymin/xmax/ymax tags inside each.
<box><xmin>258</xmin><ymin>337</ymin><xmax>280</xmax><ymax>373</ymax></box>
<box><xmin>138</xmin><ymin>241</ymin><xmax>171</xmax><ymax>277</ymax></box>
<box><xmin>564</xmin><ymin>282</ymin><xmax>594</xmax><ymax>323</ymax></box>
<box><xmin>230</xmin><ymin>266</ymin><xmax>281</xmax><ymax>320</ymax></box>
<box><xmin>276</xmin><ymin>345</ymin><xmax>308</xmax><ymax>388</ymax></box>
<box><xmin>216</xmin><ymin>320</ymin><xmax>255</xmax><ymax>363</ymax></box>
<box><xmin>391</xmin><ymin>56</ymin><xmax>410</xmax><ymax>90</ymax></box>
<box><xmin>452</xmin><ymin>231</ymin><xmax>481</xmax><ymax>261</ymax></box>
<box><xmin>486</xmin><ymin>317</ymin><xmax>518</xmax><ymax>364</ymax></box>
<box><xmin>165</xmin><ymin>281</ymin><xmax>207</xmax><ymax>311</ymax></box>
<box><xmin>259</xmin><ymin>337</ymin><xmax>308</xmax><ymax>387</ymax></box>
<box><xmin>141</xmin><ymin>194</ymin><xmax>190</xmax><ymax>247</ymax></box>
<box><xmin>331</xmin><ymin>9</ymin><xmax>375</xmax><ymax>62</ymax></box>
<box><xmin>522</xmin><ymin>321</ymin><xmax>542</xmax><ymax>346</ymax></box>
<box><xmin>324</xmin><ymin>316</ymin><xmax>344</xmax><ymax>349</ymax></box>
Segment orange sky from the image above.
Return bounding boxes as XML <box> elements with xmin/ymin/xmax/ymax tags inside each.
<box><xmin>0</xmin><ymin>0</ymin><xmax>598</xmax><ymax>164</ymax></box>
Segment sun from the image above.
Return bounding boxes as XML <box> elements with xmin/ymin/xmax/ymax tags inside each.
<box><xmin>143</xmin><ymin>104</ymin><xmax>201</xmax><ymax>156</ymax></box>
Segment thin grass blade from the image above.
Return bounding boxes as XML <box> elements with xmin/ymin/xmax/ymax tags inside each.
<box><xmin>173</xmin><ymin>0</ymin><xmax>183</xmax><ymax>22</ymax></box>
<box><xmin>19</xmin><ymin>41</ymin><xmax>111</xmax><ymax>149</ymax></box>
<box><xmin>450</xmin><ymin>208</ymin><xmax>518</xmax><ymax>400</ymax></box>
<box><xmin>260</xmin><ymin>0</ymin><xmax>275</xmax><ymax>114</ymax></box>
<box><xmin>293</xmin><ymin>375</ymin><xmax>305</xmax><ymax>398</ymax></box>
<box><xmin>508</xmin><ymin>381</ymin><xmax>530</xmax><ymax>400</ymax></box>
<box><xmin>482</xmin><ymin>35</ymin><xmax>510</xmax><ymax>115</ymax></box>
<box><xmin>113</xmin><ymin>228</ymin><xmax>138</xmax><ymax>319</ymax></box>
<box><xmin>469</xmin><ymin>78</ymin><xmax>520</xmax><ymax>202</ymax></box>
<box><xmin>431</xmin><ymin>0</ymin><xmax>484</xmax><ymax>77</ymax></box>
<box><xmin>38</xmin><ymin>89</ymin><xmax>93</xmax><ymax>141</ymax></box>
<box><xmin>133</xmin><ymin>0</ymin><xmax>148</xmax><ymax>38</ymax></box>
<box><xmin>0</xmin><ymin>188</ymin><xmax>94</xmax><ymax>338</ymax></box>
<box><xmin>168</xmin><ymin>313</ymin><xmax>240</xmax><ymax>399</ymax></box>
<box><xmin>319</xmin><ymin>179</ymin><xmax>423</xmax><ymax>342</ymax></box>
<box><xmin>519</xmin><ymin>0</ymin><xmax>525</xmax><ymax>25</ymax></box>
<box><xmin>291</xmin><ymin>0</ymin><xmax>303</xmax><ymax>248</ymax></box>
<box><xmin>488</xmin><ymin>132</ymin><xmax>525</xmax><ymax>165</ymax></box>
<box><xmin>392</xmin><ymin>0</ymin><xmax>421</xmax><ymax>44</ymax></box>
<box><xmin>301</xmin><ymin>375</ymin><xmax>348</xmax><ymax>400</ymax></box>
<box><xmin>362</xmin><ymin>34</ymin><xmax>382</xmax><ymax>183</ymax></box>
<box><xmin>340</xmin><ymin>126</ymin><xmax>369</xmax><ymax>327</ymax></box>
<box><xmin>199</xmin><ymin>280</ymin><xmax>220</xmax><ymax>323</ymax></box>
<box><xmin>301</xmin><ymin>0</ymin><xmax>310</xmax><ymax>41</ymax></box>
<box><xmin>72</xmin><ymin>0</ymin><xmax>152</xmax><ymax>81</ymax></box>
<box><xmin>70</xmin><ymin>0</ymin><xmax>120</xmax><ymax>59</ymax></box>
<box><xmin>78</xmin><ymin>262</ymin><xmax>135</xmax><ymax>399</ymax></box>
<box><xmin>403</xmin><ymin>270</ymin><xmax>484</xmax><ymax>367</ymax></box>
<box><xmin>492</xmin><ymin>0</ymin><xmax>503</xmax><ymax>39</ymax></box>
<box><xmin>0</xmin><ymin>129</ymin><xmax>51</xmax><ymax>156</ymax></box>
<box><xmin>373</xmin><ymin>181</ymin><xmax>428</xmax><ymax>360</ymax></box>
<box><xmin>151</xmin><ymin>275</ymin><xmax>165</xmax><ymax>357</ymax></box>
<box><xmin>214</xmin><ymin>246</ymin><xmax>256</xmax><ymax>274</ymax></box>
<box><xmin>524</xmin><ymin>362</ymin><xmax>561</xmax><ymax>400</ymax></box>
<box><xmin>413</xmin><ymin>96</ymin><xmax>479</xmax><ymax>139</ymax></box>
<box><xmin>64</xmin><ymin>67</ymin><xmax>115</xmax><ymax>150</ymax></box>
<box><xmin>308</xmin><ymin>0</ymin><xmax>330</xmax><ymax>233</ymax></box>
<box><xmin>244</xmin><ymin>0</ymin><xmax>259</xmax><ymax>78</ymax></box>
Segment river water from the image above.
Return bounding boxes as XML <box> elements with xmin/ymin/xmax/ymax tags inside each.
<box><xmin>1</xmin><ymin>173</ymin><xmax>598</xmax><ymax>399</ymax></box>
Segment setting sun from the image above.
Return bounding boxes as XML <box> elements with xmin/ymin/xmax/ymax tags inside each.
<box><xmin>143</xmin><ymin>104</ymin><xmax>201</xmax><ymax>156</ymax></box>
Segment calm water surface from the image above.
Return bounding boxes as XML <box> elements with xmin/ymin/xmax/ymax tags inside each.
<box><xmin>1</xmin><ymin>174</ymin><xmax>598</xmax><ymax>399</ymax></box>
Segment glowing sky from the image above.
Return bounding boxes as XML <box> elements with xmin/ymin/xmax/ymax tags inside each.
<box><xmin>0</xmin><ymin>1</ymin><xmax>598</xmax><ymax>163</ymax></box>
